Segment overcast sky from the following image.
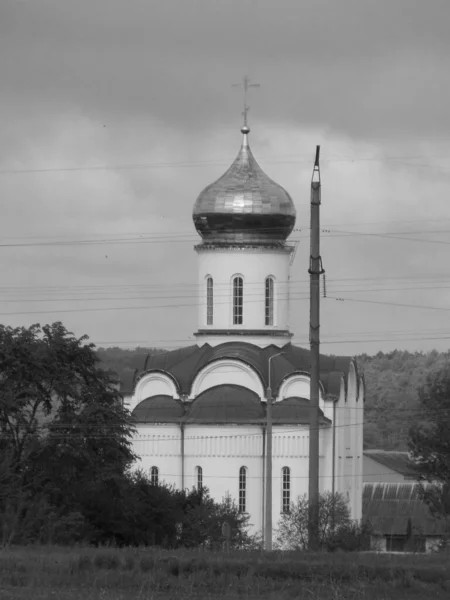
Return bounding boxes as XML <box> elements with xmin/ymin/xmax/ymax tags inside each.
<box><xmin>1</xmin><ymin>0</ymin><xmax>450</xmax><ymax>356</ymax></box>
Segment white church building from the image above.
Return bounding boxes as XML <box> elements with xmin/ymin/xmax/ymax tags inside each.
<box><xmin>120</xmin><ymin>122</ymin><xmax>364</xmax><ymax>538</ymax></box>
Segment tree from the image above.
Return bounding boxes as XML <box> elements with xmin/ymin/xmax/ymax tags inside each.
<box><xmin>0</xmin><ymin>322</ymin><xmax>136</xmax><ymax>544</ymax></box>
<box><xmin>409</xmin><ymin>364</ymin><xmax>450</xmax><ymax>483</ymax></box>
<box><xmin>409</xmin><ymin>363</ymin><xmax>450</xmax><ymax>525</ymax></box>
<box><xmin>275</xmin><ymin>491</ymin><xmax>350</xmax><ymax>550</ymax></box>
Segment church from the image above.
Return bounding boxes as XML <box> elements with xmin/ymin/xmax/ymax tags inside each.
<box><xmin>119</xmin><ymin>120</ymin><xmax>364</xmax><ymax>539</ymax></box>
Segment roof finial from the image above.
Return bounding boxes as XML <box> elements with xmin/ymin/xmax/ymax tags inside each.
<box><xmin>232</xmin><ymin>75</ymin><xmax>260</xmax><ymax>134</ymax></box>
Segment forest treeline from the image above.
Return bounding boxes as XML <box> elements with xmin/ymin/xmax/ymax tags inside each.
<box><xmin>97</xmin><ymin>346</ymin><xmax>450</xmax><ymax>452</ymax></box>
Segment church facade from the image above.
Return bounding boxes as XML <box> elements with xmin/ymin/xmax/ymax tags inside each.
<box><xmin>120</xmin><ymin>123</ymin><xmax>364</xmax><ymax>539</ymax></box>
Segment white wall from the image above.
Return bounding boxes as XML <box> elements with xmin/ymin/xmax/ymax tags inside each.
<box><xmin>195</xmin><ymin>246</ymin><xmax>293</xmax><ymax>345</ymax></box>
<box><xmin>131</xmin><ymin>424</ymin><xmax>182</xmax><ymax>489</ymax></box>
<box><xmin>332</xmin><ymin>364</ymin><xmax>363</xmax><ymax>520</ymax></box>
<box><xmin>184</xmin><ymin>424</ymin><xmax>264</xmax><ymax>534</ymax></box>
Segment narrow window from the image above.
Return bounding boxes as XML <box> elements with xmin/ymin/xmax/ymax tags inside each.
<box><xmin>196</xmin><ymin>466</ymin><xmax>203</xmax><ymax>491</ymax></box>
<box><xmin>206</xmin><ymin>277</ymin><xmax>213</xmax><ymax>325</ymax></box>
<box><xmin>239</xmin><ymin>466</ymin><xmax>247</xmax><ymax>513</ymax></box>
<box><xmin>233</xmin><ymin>277</ymin><xmax>243</xmax><ymax>325</ymax></box>
<box><xmin>265</xmin><ymin>277</ymin><xmax>274</xmax><ymax>326</ymax></box>
<box><xmin>151</xmin><ymin>466</ymin><xmax>159</xmax><ymax>486</ymax></box>
<box><xmin>282</xmin><ymin>467</ymin><xmax>290</xmax><ymax>513</ymax></box>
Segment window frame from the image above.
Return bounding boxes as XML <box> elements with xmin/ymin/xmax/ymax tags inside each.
<box><xmin>150</xmin><ymin>466</ymin><xmax>159</xmax><ymax>486</ymax></box>
<box><xmin>282</xmin><ymin>466</ymin><xmax>291</xmax><ymax>514</ymax></box>
<box><xmin>239</xmin><ymin>466</ymin><xmax>247</xmax><ymax>513</ymax></box>
<box><xmin>206</xmin><ymin>277</ymin><xmax>213</xmax><ymax>325</ymax></box>
<box><xmin>233</xmin><ymin>276</ymin><xmax>244</xmax><ymax>325</ymax></box>
<box><xmin>265</xmin><ymin>276</ymin><xmax>274</xmax><ymax>326</ymax></box>
<box><xmin>196</xmin><ymin>466</ymin><xmax>203</xmax><ymax>491</ymax></box>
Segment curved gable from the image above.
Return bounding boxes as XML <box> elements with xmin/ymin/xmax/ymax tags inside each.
<box><xmin>134</xmin><ymin>370</ymin><xmax>180</xmax><ymax>401</ymax></box>
<box><xmin>186</xmin><ymin>384</ymin><xmax>264</xmax><ymax>423</ymax></box>
<box><xmin>190</xmin><ymin>358</ymin><xmax>265</xmax><ymax>398</ymax></box>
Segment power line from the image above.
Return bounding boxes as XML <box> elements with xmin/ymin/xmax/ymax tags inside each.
<box><xmin>1</xmin><ymin>153</ymin><xmax>449</xmax><ymax>176</ymax></box>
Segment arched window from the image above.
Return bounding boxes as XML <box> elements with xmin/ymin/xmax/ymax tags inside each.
<box><xmin>206</xmin><ymin>277</ymin><xmax>213</xmax><ymax>325</ymax></box>
<box><xmin>150</xmin><ymin>466</ymin><xmax>159</xmax><ymax>486</ymax></box>
<box><xmin>282</xmin><ymin>467</ymin><xmax>290</xmax><ymax>513</ymax></box>
<box><xmin>265</xmin><ymin>277</ymin><xmax>274</xmax><ymax>326</ymax></box>
<box><xmin>196</xmin><ymin>466</ymin><xmax>203</xmax><ymax>491</ymax></box>
<box><xmin>239</xmin><ymin>466</ymin><xmax>247</xmax><ymax>513</ymax></box>
<box><xmin>233</xmin><ymin>277</ymin><xmax>243</xmax><ymax>325</ymax></box>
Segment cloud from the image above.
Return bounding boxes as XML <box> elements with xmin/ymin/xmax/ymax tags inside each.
<box><xmin>1</xmin><ymin>0</ymin><xmax>450</xmax><ymax>354</ymax></box>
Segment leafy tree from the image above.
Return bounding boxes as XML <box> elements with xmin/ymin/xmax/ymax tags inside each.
<box><xmin>0</xmin><ymin>322</ymin><xmax>136</xmax><ymax>545</ymax></box>
<box><xmin>409</xmin><ymin>363</ymin><xmax>450</xmax><ymax>523</ymax></box>
<box><xmin>275</xmin><ymin>491</ymin><xmax>350</xmax><ymax>550</ymax></box>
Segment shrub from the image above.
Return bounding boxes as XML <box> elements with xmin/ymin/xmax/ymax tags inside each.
<box><xmin>275</xmin><ymin>491</ymin><xmax>350</xmax><ymax>550</ymax></box>
<box><xmin>326</xmin><ymin>520</ymin><xmax>373</xmax><ymax>552</ymax></box>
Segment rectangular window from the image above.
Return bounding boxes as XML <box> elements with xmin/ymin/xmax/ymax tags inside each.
<box><xmin>282</xmin><ymin>467</ymin><xmax>290</xmax><ymax>513</ymax></box>
<box><xmin>206</xmin><ymin>278</ymin><xmax>213</xmax><ymax>325</ymax></box>
<box><xmin>197</xmin><ymin>466</ymin><xmax>203</xmax><ymax>491</ymax></box>
<box><xmin>233</xmin><ymin>277</ymin><xmax>243</xmax><ymax>325</ymax></box>
<box><xmin>239</xmin><ymin>467</ymin><xmax>246</xmax><ymax>513</ymax></box>
<box><xmin>265</xmin><ymin>277</ymin><xmax>274</xmax><ymax>326</ymax></box>
<box><xmin>151</xmin><ymin>466</ymin><xmax>159</xmax><ymax>486</ymax></box>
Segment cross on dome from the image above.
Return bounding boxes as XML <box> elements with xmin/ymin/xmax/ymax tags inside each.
<box><xmin>232</xmin><ymin>75</ymin><xmax>260</xmax><ymax>133</ymax></box>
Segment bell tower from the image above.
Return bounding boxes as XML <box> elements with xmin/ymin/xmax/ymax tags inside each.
<box><xmin>192</xmin><ymin>123</ymin><xmax>297</xmax><ymax>348</ymax></box>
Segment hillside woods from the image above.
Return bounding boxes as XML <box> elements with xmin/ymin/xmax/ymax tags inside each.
<box><xmin>97</xmin><ymin>347</ymin><xmax>450</xmax><ymax>451</ymax></box>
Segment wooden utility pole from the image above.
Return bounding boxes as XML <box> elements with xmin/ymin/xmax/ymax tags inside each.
<box><xmin>308</xmin><ymin>146</ymin><xmax>323</xmax><ymax>551</ymax></box>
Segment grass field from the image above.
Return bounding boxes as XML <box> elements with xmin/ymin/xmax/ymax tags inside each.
<box><xmin>0</xmin><ymin>545</ymin><xmax>450</xmax><ymax>599</ymax></box>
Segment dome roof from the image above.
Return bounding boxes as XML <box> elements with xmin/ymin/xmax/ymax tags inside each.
<box><xmin>131</xmin><ymin>395</ymin><xmax>185</xmax><ymax>423</ymax></box>
<box><xmin>186</xmin><ymin>384</ymin><xmax>264</xmax><ymax>423</ymax></box>
<box><xmin>193</xmin><ymin>127</ymin><xmax>296</xmax><ymax>245</ymax></box>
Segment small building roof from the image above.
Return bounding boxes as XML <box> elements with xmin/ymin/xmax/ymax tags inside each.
<box><xmin>363</xmin><ymin>482</ymin><xmax>449</xmax><ymax>536</ymax></box>
<box><xmin>364</xmin><ymin>450</ymin><xmax>419</xmax><ymax>478</ymax></box>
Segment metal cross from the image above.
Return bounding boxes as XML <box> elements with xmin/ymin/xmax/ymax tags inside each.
<box><xmin>232</xmin><ymin>75</ymin><xmax>260</xmax><ymax>127</ymax></box>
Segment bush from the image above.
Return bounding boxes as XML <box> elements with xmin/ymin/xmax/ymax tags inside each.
<box><xmin>275</xmin><ymin>491</ymin><xmax>351</xmax><ymax>550</ymax></box>
<box><xmin>326</xmin><ymin>520</ymin><xmax>373</xmax><ymax>552</ymax></box>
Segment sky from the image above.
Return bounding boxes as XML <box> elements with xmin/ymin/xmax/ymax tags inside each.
<box><xmin>1</xmin><ymin>0</ymin><xmax>450</xmax><ymax>356</ymax></box>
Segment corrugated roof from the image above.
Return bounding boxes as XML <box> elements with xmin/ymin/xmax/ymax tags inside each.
<box><xmin>120</xmin><ymin>342</ymin><xmax>356</xmax><ymax>399</ymax></box>
<box><xmin>363</xmin><ymin>483</ymin><xmax>449</xmax><ymax>536</ymax></box>
<box><xmin>364</xmin><ymin>450</ymin><xmax>418</xmax><ymax>478</ymax></box>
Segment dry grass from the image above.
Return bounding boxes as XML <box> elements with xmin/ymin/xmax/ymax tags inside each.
<box><xmin>0</xmin><ymin>545</ymin><xmax>449</xmax><ymax>599</ymax></box>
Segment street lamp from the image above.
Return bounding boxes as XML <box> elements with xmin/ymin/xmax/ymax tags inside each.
<box><xmin>265</xmin><ymin>351</ymin><xmax>285</xmax><ymax>551</ymax></box>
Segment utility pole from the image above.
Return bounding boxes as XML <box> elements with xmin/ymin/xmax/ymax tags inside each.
<box><xmin>308</xmin><ymin>146</ymin><xmax>323</xmax><ymax>551</ymax></box>
<box><xmin>265</xmin><ymin>351</ymin><xmax>285</xmax><ymax>551</ymax></box>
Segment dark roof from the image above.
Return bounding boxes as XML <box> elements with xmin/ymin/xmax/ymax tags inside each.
<box><xmin>120</xmin><ymin>341</ymin><xmax>357</xmax><ymax>399</ymax></box>
<box><xmin>131</xmin><ymin>395</ymin><xmax>185</xmax><ymax>423</ymax></box>
<box><xmin>130</xmin><ymin>387</ymin><xmax>330</xmax><ymax>425</ymax></box>
<box><xmin>186</xmin><ymin>385</ymin><xmax>265</xmax><ymax>423</ymax></box>
<box><xmin>364</xmin><ymin>450</ymin><xmax>418</xmax><ymax>478</ymax></box>
<box><xmin>272</xmin><ymin>397</ymin><xmax>325</xmax><ymax>424</ymax></box>
<box><xmin>363</xmin><ymin>483</ymin><xmax>449</xmax><ymax>536</ymax></box>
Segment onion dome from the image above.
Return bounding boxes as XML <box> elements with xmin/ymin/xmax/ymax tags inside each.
<box><xmin>193</xmin><ymin>126</ymin><xmax>296</xmax><ymax>244</ymax></box>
